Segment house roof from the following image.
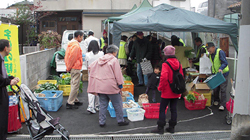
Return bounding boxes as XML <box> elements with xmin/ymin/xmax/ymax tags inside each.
<box><xmin>7</xmin><ymin>0</ymin><xmax>33</xmax><ymax>8</ymax></box>
<box><xmin>228</xmin><ymin>1</ymin><xmax>241</xmax><ymax>9</ymax></box>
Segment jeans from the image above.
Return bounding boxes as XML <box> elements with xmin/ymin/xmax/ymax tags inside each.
<box><xmin>137</xmin><ymin>63</ymin><xmax>148</xmax><ymax>85</ymax></box>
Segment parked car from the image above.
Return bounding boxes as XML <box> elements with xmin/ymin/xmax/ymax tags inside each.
<box><xmin>197</xmin><ymin>1</ymin><xmax>208</xmax><ymax>16</ymax></box>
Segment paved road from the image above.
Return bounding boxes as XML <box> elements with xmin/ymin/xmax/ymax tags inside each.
<box><xmin>10</xmin><ymin>76</ymin><xmax>231</xmax><ymax>137</ymax></box>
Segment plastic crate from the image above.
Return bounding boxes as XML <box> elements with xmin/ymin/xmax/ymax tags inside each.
<box><xmin>126</xmin><ymin>92</ymin><xmax>135</xmax><ymax>102</ymax></box>
<box><xmin>108</xmin><ymin>102</ymin><xmax>140</xmax><ymax>118</ymax></box>
<box><xmin>37</xmin><ymin>90</ymin><xmax>63</xmax><ymax>111</ymax></box>
<box><xmin>184</xmin><ymin>97</ymin><xmax>207</xmax><ymax>110</ymax></box>
<box><xmin>142</xmin><ymin>103</ymin><xmax>168</xmax><ymax>119</ymax></box>
<box><xmin>204</xmin><ymin>72</ymin><xmax>226</xmax><ymax>89</ymax></box>
<box><xmin>8</xmin><ymin>105</ymin><xmax>22</xmax><ymax>133</ymax></box>
<box><xmin>38</xmin><ymin>80</ymin><xmax>57</xmax><ymax>85</ymax></box>
<box><xmin>58</xmin><ymin>85</ymin><xmax>71</xmax><ymax>96</ymax></box>
<box><xmin>126</xmin><ymin>108</ymin><xmax>145</xmax><ymax>122</ymax></box>
<box><xmin>122</xmin><ymin>81</ymin><xmax>134</xmax><ymax>95</ymax></box>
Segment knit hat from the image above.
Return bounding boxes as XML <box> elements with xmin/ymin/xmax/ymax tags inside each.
<box><xmin>163</xmin><ymin>45</ymin><xmax>175</xmax><ymax>56</ymax></box>
<box><xmin>103</xmin><ymin>30</ymin><xmax>107</xmax><ymax>35</ymax></box>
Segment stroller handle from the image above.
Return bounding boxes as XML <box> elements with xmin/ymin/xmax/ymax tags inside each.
<box><xmin>10</xmin><ymin>84</ymin><xmax>20</xmax><ymax>94</ymax></box>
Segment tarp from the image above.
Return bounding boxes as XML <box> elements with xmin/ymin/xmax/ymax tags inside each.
<box><xmin>113</xmin><ymin>4</ymin><xmax>238</xmax><ymax>52</ymax></box>
<box><xmin>108</xmin><ymin>0</ymin><xmax>152</xmax><ymax>22</ymax></box>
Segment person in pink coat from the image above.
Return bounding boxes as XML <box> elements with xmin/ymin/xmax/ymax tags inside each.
<box><xmin>151</xmin><ymin>45</ymin><xmax>183</xmax><ymax>134</ymax></box>
<box><xmin>87</xmin><ymin>44</ymin><xmax>129</xmax><ymax>127</ymax></box>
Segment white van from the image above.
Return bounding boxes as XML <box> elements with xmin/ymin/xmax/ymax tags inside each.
<box><xmin>56</xmin><ymin>30</ymin><xmax>88</xmax><ymax>72</ymax></box>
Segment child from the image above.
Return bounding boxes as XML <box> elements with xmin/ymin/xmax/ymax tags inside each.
<box><xmin>151</xmin><ymin>45</ymin><xmax>183</xmax><ymax>134</ymax></box>
<box><xmin>145</xmin><ymin>65</ymin><xmax>161</xmax><ymax>103</ymax></box>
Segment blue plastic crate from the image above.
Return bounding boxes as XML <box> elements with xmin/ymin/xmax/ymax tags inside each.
<box><xmin>126</xmin><ymin>92</ymin><xmax>135</xmax><ymax>102</ymax></box>
<box><xmin>108</xmin><ymin>102</ymin><xmax>140</xmax><ymax>118</ymax></box>
<box><xmin>37</xmin><ymin>90</ymin><xmax>63</xmax><ymax>112</ymax></box>
<box><xmin>204</xmin><ymin>72</ymin><xmax>226</xmax><ymax>89</ymax></box>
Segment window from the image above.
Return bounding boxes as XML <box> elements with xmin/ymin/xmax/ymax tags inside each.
<box><xmin>59</xmin><ymin>17</ymin><xmax>77</xmax><ymax>22</ymax></box>
<box><xmin>42</xmin><ymin>21</ymin><xmax>55</xmax><ymax>27</ymax></box>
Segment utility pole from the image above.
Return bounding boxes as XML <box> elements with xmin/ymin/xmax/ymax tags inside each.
<box><xmin>231</xmin><ymin>0</ymin><xmax>250</xmax><ymax>139</ymax></box>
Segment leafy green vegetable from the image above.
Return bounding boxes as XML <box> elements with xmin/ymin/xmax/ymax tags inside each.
<box><xmin>186</xmin><ymin>94</ymin><xmax>196</xmax><ymax>103</ymax></box>
<box><xmin>123</xmin><ymin>74</ymin><xmax>132</xmax><ymax>81</ymax></box>
<box><xmin>34</xmin><ymin>82</ymin><xmax>58</xmax><ymax>93</ymax></box>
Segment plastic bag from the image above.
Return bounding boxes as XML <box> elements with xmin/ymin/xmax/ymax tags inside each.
<box><xmin>199</xmin><ymin>54</ymin><xmax>212</xmax><ymax>74</ymax></box>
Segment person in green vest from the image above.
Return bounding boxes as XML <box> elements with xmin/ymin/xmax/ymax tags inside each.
<box><xmin>171</xmin><ymin>35</ymin><xmax>185</xmax><ymax>47</ymax></box>
<box><xmin>206</xmin><ymin>42</ymin><xmax>229</xmax><ymax>111</ymax></box>
<box><xmin>191</xmin><ymin>37</ymin><xmax>208</xmax><ymax>71</ymax></box>
<box><xmin>118</xmin><ymin>35</ymin><xmax>129</xmax><ymax>68</ymax></box>
<box><xmin>99</xmin><ymin>30</ymin><xmax>108</xmax><ymax>50</ymax></box>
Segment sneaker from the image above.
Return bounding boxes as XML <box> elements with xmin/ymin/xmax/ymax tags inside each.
<box><xmin>219</xmin><ymin>106</ymin><xmax>225</xmax><ymax>111</ymax></box>
<box><xmin>74</xmin><ymin>102</ymin><xmax>83</xmax><ymax>106</ymax></box>
<box><xmin>66</xmin><ymin>103</ymin><xmax>78</xmax><ymax>109</ymax></box>
<box><xmin>213</xmin><ymin>101</ymin><xmax>219</xmax><ymax>106</ymax></box>
<box><xmin>95</xmin><ymin>106</ymin><xmax>99</xmax><ymax>111</ymax></box>
<box><xmin>118</xmin><ymin>121</ymin><xmax>129</xmax><ymax>126</ymax></box>
<box><xmin>99</xmin><ymin>123</ymin><xmax>106</xmax><ymax>127</ymax></box>
<box><xmin>87</xmin><ymin>107</ymin><xmax>96</xmax><ymax>114</ymax></box>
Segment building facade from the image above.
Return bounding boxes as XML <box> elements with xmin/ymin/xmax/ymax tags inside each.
<box><xmin>35</xmin><ymin>0</ymin><xmax>191</xmax><ymax>38</ymax></box>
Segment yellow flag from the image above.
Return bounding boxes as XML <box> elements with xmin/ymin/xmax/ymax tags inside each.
<box><xmin>0</xmin><ymin>23</ymin><xmax>22</xmax><ymax>90</ymax></box>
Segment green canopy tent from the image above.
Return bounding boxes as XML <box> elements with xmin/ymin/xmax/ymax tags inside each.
<box><xmin>113</xmin><ymin>4</ymin><xmax>238</xmax><ymax>52</ymax></box>
<box><xmin>108</xmin><ymin>0</ymin><xmax>152</xmax><ymax>22</ymax></box>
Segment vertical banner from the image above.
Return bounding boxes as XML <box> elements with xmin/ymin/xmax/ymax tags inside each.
<box><xmin>0</xmin><ymin>23</ymin><xmax>22</xmax><ymax>89</ymax></box>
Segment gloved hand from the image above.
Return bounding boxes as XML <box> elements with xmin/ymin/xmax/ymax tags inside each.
<box><xmin>128</xmin><ymin>57</ymin><xmax>132</xmax><ymax>61</ymax></box>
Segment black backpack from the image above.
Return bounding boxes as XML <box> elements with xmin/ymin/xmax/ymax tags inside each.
<box><xmin>165</xmin><ymin>61</ymin><xmax>186</xmax><ymax>94</ymax></box>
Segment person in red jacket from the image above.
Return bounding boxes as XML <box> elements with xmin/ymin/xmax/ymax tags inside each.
<box><xmin>151</xmin><ymin>45</ymin><xmax>183</xmax><ymax>134</ymax></box>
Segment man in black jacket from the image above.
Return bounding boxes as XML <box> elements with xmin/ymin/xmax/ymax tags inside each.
<box><xmin>0</xmin><ymin>39</ymin><xmax>19</xmax><ymax>140</ymax></box>
<box><xmin>129</xmin><ymin>31</ymin><xmax>152</xmax><ymax>86</ymax></box>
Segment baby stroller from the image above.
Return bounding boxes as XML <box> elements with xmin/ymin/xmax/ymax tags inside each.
<box><xmin>225</xmin><ymin>79</ymin><xmax>235</xmax><ymax>125</ymax></box>
<box><xmin>11</xmin><ymin>84</ymin><xmax>70</xmax><ymax>140</ymax></box>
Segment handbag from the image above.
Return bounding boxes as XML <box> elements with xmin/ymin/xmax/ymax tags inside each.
<box><xmin>140</xmin><ymin>58</ymin><xmax>153</xmax><ymax>75</ymax></box>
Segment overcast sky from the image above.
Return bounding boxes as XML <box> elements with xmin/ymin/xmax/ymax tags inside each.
<box><xmin>0</xmin><ymin>0</ymin><xmax>207</xmax><ymax>9</ymax></box>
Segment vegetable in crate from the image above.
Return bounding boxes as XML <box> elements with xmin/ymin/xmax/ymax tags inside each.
<box><xmin>186</xmin><ymin>93</ymin><xmax>196</xmax><ymax>103</ymax></box>
<box><xmin>123</xmin><ymin>74</ymin><xmax>132</xmax><ymax>81</ymax></box>
<box><xmin>34</xmin><ymin>82</ymin><xmax>58</xmax><ymax>93</ymax></box>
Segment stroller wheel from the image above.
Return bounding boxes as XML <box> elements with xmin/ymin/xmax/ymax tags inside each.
<box><xmin>61</xmin><ymin>128</ymin><xmax>70</xmax><ymax>140</ymax></box>
<box><xmin>226</xmin><ymin>117</ymin><xmax>232</xmax><ymax>125</ymax></box>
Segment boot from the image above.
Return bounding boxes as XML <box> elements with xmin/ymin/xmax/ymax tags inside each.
<box><xmin>151</xmin><ymin>120</ymin><xmax>166</xmax><ymax>134</ymax></box>
<box><xmin>165</xmin><ymin>120</ymin><xmax>177</xmax><ymax>133</ymax></box>
<box><xmin>151</xmin><ymin>126</ymin><xmax>164</xmax><ymax>134</ymax></box>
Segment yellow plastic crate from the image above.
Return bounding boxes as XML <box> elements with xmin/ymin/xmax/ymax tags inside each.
<box><xmin>122</xmin><ymin>81</ymin><xmax>134</xmax><ymax>95</ymax></box>
<box><xmin>188</xmin><ymin>90</ymin><xmax>212</xmax><ymax>106</ymax></box>
<box><xmin>58</xmin><ymin>85</ymin><xmax>71</xmax><ymax>96</ymax></box>
<box><xmin>38</xmin><ymin>80</ymin><xmax>57</xmax><ymax>85</ymax></box>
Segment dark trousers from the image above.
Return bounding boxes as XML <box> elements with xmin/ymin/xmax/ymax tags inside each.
<box><xmin>145</xmin><ymin>87</ymin><xmax>156</xmax><ymax>100</ymax></box>
<box><xmin>158</xmin><ymin>98</ymin><xmax>178</xmax><ymax>126</ymax></box>
<box><xmin>0</xmin><ymin>91</ymin><xmax>9</xmax><ymax>140</ymax></box>
<box><xmin>213</xmin><ymin>75</ymin><xmax>228</xmax><ymax>107</ymax></box>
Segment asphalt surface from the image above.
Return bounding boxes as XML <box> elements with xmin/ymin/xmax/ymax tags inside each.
<box><xmin>9</xmin><ymin>76</ymin><xmax>231</xmax><ymax>136</ymax></box>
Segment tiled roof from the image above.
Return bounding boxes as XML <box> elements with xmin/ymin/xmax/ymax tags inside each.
<box><xmin>228</xmin><ymin>1</ymin><xmax>241</xmax><ymax>9</ymax></box>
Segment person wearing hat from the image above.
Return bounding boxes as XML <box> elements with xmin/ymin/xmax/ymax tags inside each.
<box><xmin>206</xmin><ymin>42</ymin><xmax>229</xmax><ymax>111</ymax></box>
<box><xmin>151</xmin><ymin>45</ymin><xmax>183</xmax><ymax>134</ymax></box>
<box><xmin>129</xmin><ymin>31</ymin><xmax>152</xmax><ymax>86</ymax></box>
<box><xmin>191</xmin><ymin>37</ymin><xmax>208</xmax><ymax>71</ymax></box>
<box><xmin>83</xmin><ymin>30</ymin><xmax>100</xmax><ymax>52</ymax></box>
<box><xmin>100</xmin><ymin>30</ymin><xmax>108</xmax><ymax>50</ymax></box>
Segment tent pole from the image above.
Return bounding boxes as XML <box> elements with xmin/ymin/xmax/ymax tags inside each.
<box><xmin>107</xmin><ymin>21</ymin><xmax>109</xmax><ymax>45</ymax></box>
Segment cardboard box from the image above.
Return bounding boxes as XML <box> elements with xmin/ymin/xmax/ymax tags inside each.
<box><xmin>81</xmin><ymin>70</ymin><xmax>88</xmax><ymax>82</ymax></box>
<box><xmin>186</xmin><ymin>83</ymin><xmax>212</xmax><ymax>106</ymax></box>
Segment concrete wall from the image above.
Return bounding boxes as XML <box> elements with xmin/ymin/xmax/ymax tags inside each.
<box><xmin>20</xmin><ymin>48</ymin><xmax>56</xmax><ymax>89</ymax></box>
<box><xmin>208</xmin><ymin>0</ymin><xmax>240</xmax><ymax>19</ymax></box>
<box><xmin>34</xmin><ymin>0</ymin><xmax>154</xmax><ymax>11</ymax></box>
